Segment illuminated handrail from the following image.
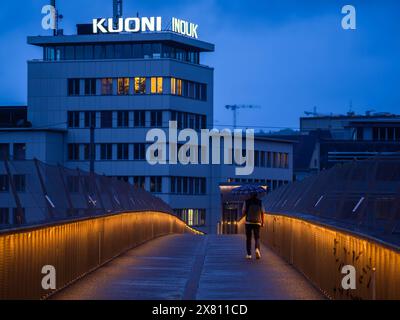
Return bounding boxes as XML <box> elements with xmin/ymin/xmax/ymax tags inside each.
<box><xmin>238</xmin><ymin>213</ymin><xmax>400</xmax><ymax>300</ymax></box>
<box><xmin>0</xmin><ymin>211</ymin><xmax>203</xmax><ymax>300</ymax></box>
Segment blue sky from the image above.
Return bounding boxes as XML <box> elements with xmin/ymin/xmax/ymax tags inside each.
<box><xmin>1</xmin><ymin>0</ymin><xmax>399</xmax><ymax>130</ymax></box>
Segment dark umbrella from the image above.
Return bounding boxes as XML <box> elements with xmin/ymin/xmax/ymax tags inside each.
<box><xmin>231</xmin><ymin>184</ymin><xmax>267</xmax><ymax>197</ymax></box>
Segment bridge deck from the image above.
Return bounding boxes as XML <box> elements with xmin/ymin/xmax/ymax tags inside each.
<box><xmin>53</xmin><ymin>234</ymin><xmax>324</xmax><ymax>300</ymax></box>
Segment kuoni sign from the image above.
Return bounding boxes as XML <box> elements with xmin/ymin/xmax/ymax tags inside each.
<box><xmin>92</xmin><ymin>17</ymin><xmax>199</xmax><ymax>39</ymax></box>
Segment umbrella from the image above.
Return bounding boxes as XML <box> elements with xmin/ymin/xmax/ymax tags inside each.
<box><xmin>231</xmin><ymin>184</ymin><xmax>267</xmax><ymax>197</ymax></box>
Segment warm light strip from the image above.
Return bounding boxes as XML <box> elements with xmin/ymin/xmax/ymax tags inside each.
<box><xmin>238</xmin><ymin>213</ymin><xmax>400</xmax><ymax>300</ymax></box>
<box><xmin>0</xmin><ymin>211</ymin><xmax>202</xmax><ymax>300</ymax></box>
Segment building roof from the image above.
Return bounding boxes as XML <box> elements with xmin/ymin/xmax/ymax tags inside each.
<box><xmin>27</xmin><ymin>32</ymin><xmax>215</xmax><ymax>52</ymax></box>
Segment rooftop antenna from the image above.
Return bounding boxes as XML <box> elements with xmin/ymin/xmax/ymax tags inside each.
<box><xmin>113</xmin><ymin>0</ymin><xmax>123</xmax><ymax>27</ymax></box>
<box><xmin>50</xmin><ymin>0</ymin><xmax>63</xmax><ymax>36</ymax></box>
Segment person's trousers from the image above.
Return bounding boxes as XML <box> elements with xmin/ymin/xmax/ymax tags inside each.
<box><xmin>245</xmin><ymin>224</ymin><xmax>261</xmax><ymax>255</ymax></box>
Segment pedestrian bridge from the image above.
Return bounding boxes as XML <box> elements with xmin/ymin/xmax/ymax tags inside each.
<box><xmin>1</xmin><ymin>209</ymin><xmax>399</xmax><ymax>300</ymax></box>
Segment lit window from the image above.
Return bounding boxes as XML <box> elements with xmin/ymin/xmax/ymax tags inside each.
<box><xmin>117</xmin><ymin>78</ymin><xmax>130</xmax><ymax>95</ymax></box>
<box><xmin>177</xmin><ymin>79</ymin><xmax>182</xmax><ymax>96</ymax></box>
<box><xmin>171</xmin><ymin>78</ymin><xmax>176</xmax><ymax>95</ymax></box>
<box><xmin>134</xmin><ymin>77</ymin><xmax>146</xmax><ymax>94</ymax></box>
<box><xmin>151</xmin><ymin>77</ymin><xmax>163</xmax><ymax>94</ymax></box>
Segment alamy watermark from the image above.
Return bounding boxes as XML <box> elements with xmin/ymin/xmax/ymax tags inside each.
<box><xmin>146</xmin><ymin>121</ymin><xmax>255</xmax><ymax>176</ymax></box>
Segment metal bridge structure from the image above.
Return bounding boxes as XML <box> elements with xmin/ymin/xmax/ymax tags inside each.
<box><xmin>0</xmin><ymin>158</ymin><xmax>399</xmax><ymax>300</ymax></box>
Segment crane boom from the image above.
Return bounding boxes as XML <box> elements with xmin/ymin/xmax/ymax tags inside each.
<box><xmin>225</xmin><ymin>105</ymin><xmax>261</xmax><ymax>129</ymax></box>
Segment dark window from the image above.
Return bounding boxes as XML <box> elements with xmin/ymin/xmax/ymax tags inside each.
<box><xmin>373</xmin><ymin>127</ymin><xmax>379</xmax><ymax>141</ymax></box>
<box><xmin>150</xmin><ymin>176</ymin><xmax>162</xmax><ymax>193</ymax></box>
<box><xmin>201</xmin><ymin>116</ymin><xmax>207</xmax><ymax>129</ymax></box>
<box><xmin>68</xmin><ymin>144</ymin><xmax>80</xmax><ymax>161</ymax></box>
<box><xmin>101</xmin><ymin>111</ymin><xmax>113</xmax><ymax>128</ymax></box>
<box><xmin>194</xmin><ymin>178</ymin><xmax>200</xmax><ymax>194</ymax></box>
<box><xmin>0</xmin><ymin>144</ymin><xmax>10</xmax><ymax>160</ymax></box>
<box><xmin>177</xmin><ymin>177</ymin><xmax>182</xmax><ymax>193</ymax></box>
<box><xmin>13</xmin><ymin>144</ymin><xmax>26</xmax><ymax>160</ymax></box>
<box><xmin>84</xmin><ymin>111</ymin><xmax>96</xmax><ymax>128</ymax></box>
<box><xmin>83</xmin><ymin>45</ymin><xmax>93</xmax><ymax>59</ymax></box>
<box><xmin>133</xmin><ymin>176</ymin><xmax>145</xmax><ymax>189</ymax></box>
<box><xmin>117</xmin><ymin>111</ymin><xmax>129</xmax><ymax>128</ymax></box>
<box><xmin>0</xmin><ymin>175</ymin><xmax>9</xmax><ymax>192</ymax></box>
<box><xmin>132</xmin><ymin>44</ymin><xmax>143</xmax><ymax>58</ymax></box>
<box><xmin>75</xmin><ymin>46</ymin><xmax>84</xmax><ymax>60</ymax></box>
<box><xmin>133</xmin><ymin>144</ymin><xmax>146</xmax><ymax>160</ymax></box>
<box><xmin>134</xmin><ymin>111</ymin><xmax>146</xmax><ymax>127</ymax></box>
<box><xmin>183</xmin><ymin>177</ymin><xmax>188</xmax><ymax>194</ymax></box>
<box><xmin>68</xmin><ymin>111</ymin><xmax>80</xmax><ymax>128</ymax></box>
<box><xmin>200</xmin><ymin>178</ymin><xmax>206</xmax><ymax>194</ymax></box>
<box><xmin>101</xmin><ymin>78</ymin><xmax>113</xmax><ymax>95</ymax></box>
<box><xmin>201</xmin><ymin>84</ymin><xmax>207</xmax><ymax>101</ymax></box>
<box><xmin>83</xmin><ymin>144</ymin><xmax>90</xmax><ymax>161</ymax></box>
<box><xmin>65</xmin><ymin>46</ymin><xmax>75</xmax><ymax>60</ymax></box>
<box><xmin>94</xmin><ymin>45</ymin><xmax>105</xmax><ymax>59</ymax></box>
<box><xmin>100</xmin><ymin>144</ymin><xmax>113</xmax><ymax>160</ymax></box>
<box><xmin>255</xmin><ymin>151</ymin><xmax>260</xmax><ymax>167</ymax></box>
<box><xmin>170</xmin><ymin>177</ymin><xmax>176</xmax><ymax>193</ymax></box>
<box><xmin>84</xmin><ymin>78</ymin><xmax>96</xmax><ymax>95</ymax></box>
<box><xmin>117</xmin><ymin>143</ymin><xmax>129</xmax><ymax>160</ymax></box>
<box><xmin>115</xmin><ymin>44</ymin><xmax>132</xmax><ymax>59</ymax></box>
<box><xmin>105</xmin><ymin>45</ymin><xmax>114</xmax><ymax>59</ymax></box>
<box><xmin>0</xmin><ymin>208</ymin><xmax>9</xmax><ymax>225</ymax></box>
<box><xmin>13</xmin><ymin>175</ymin><xmax>25</xmax><ymax>192</ymax></box>
<box><xmin>150</xmin><ymin>111</ymin><xmax>163</xmax><ymax>127</ymax></box>
<box><xmin>68</xmin><ymin>79</ymin><xmax>80</xmax><ymax>96</ymax></box>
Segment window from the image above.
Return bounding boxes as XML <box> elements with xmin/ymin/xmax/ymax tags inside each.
<box><xmin>84</xmin><ymin>78</ymin><xmax>96</xmax><ymax>95</ymax></box>
<box><xmin>68</xmin><ymin>144</ymin><xmax>80</xmax><ymax>161</ymax></box>
<box><xmin>255</xmin><ymin>151</ymin><xmax>260</xmax><ymax>167</ymax></box>
<box><xmin>117</xmin><ymin>111</ymin><xmax>129</xmax><ymax>128</ymax></box>
<box><xmin>117</xmin><ymin>143</ymin><xmax>129</xmax><ymax>160</ymax></box>
<box><xmin>101</xmin><ymin>78</ymin><xmax>113</xmax><ymax>95</ymax></box>
<box><xmin>177</xmin><ymin>79</ymin><xmax>183</xmax><ymax>96</ymax></box>
<box><xmin>133</xmin><ymin>176</ymin><xmax>145</xmax><ymax>189</ymax></box>
<box><xmin>174</xmin><ymin>209</ymin><xmax>206</xmax><ymax>227</ymax></box>
<box><xmin>101</xmin><ymin>111</ymin><xmax>113</xmax><ymax>128</ymax></box>
<box><xmin>13</xmin><ymin>175</ymin><xmax>25</xmax><ymax>192</ymax></box>
<box><xmin>13</xmin><ymin>144</ymin><xmax>26</xmax><ymax>160</ymax></box>
<box><xmin>83</xmin><ymin>144</ymin><xmax>91</xmax><ymax>161</ymax></box>
<box><xmin>260</xmin><ymin>151</ymin><xmax>266</xmax><ymax>167</ymax></box>
<box><xmin>200</xmin><ymin>178</ymin><xmax>206</xmax><ymax>194</ymax></box>
<box><xmin>65</xmin><ymin>46</ymin><xmax>75</xmax><ymax>60</ymax></box>
<box><xmin>0</xmin><ymin>208</ymin><xmax>9</xmax><ymax>225</ymax></box>
<box><xmin>200</xmin><ymin>84</ymin><xmax>207</xmax><ymax>101</ymax></box>
<box><xmin>84</xmin><ymin>111</ymin><xmax>96</xmax><ymax>128</ymax></box>
<box><xmin>170</xmin><ymin>177</ymin><xmax>176</xmax><ymax>193</ymax></box>
<box><xmin>117</xmin><ymin>78</ymin><xmax>130</xmax><ymax>95</ymax></box>
<box><xmin>134</xmin><ymin>111</ymin><xmax>146</xmax><ymax>127</ymax></box>
<box><xmin>68</xmin><ymin>111</ymin><xmax>80</xmax><ymax>128</ymax></box>
<box><xmin>68</xmin><ymin>79</ymin><xmax>80</xmax><ymax>96</ymax></box>
<box><xmin>150</xmin><ymin>176</ymin><xmax>162</xmax><ymax>193</ymax></box>
<box><xmin>267</xmin><ymin>152</ymin><xmax>272</xmax><ymax>167</ymax></box>
<box><xmin>0</xmin><ymin>175</ymin><xmax>9</xmax><ymax>192</ymax></box>
<box><xmin>94</xmin><ymin>45</ymin><xmax>105</xmax><ymax>59</ymax></box>
<box><xmin>134</xmin><ymin>77</ymin><xmax>146</xmax><ymax>94</ymax></box>
<box><xmin>0</xmin><ymin>144</ymin><xmax>10</xmax><ymax>160</ymax></box>
<box><xmin>150</xmin><ymin>111</ymin><xmax>163</xmax><ymax>127</ymax></box>
<box><xmin>171</xmin><ymin>78</ymin><xmax>176</xmax><ymax>95</ymax></box>
<box><xmin>183</xmin><ymin>177</ymin><xmax>188</xmax><ymax>194</ymax></box>
<box><xmin>133</xmin><ymin>144</ymin><xmax>146</xmax><ymax>160</ymax></box>
<box><xmin>100</xmin><ymin>144</ymin><xmax>113</xmax><ymax>160</ymax></box>
<box><xmin>151</xmin><ymin>77</ymin><xmax>163</xmax><ymax>94</ymax></box>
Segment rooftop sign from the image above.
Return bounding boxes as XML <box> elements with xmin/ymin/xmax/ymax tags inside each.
<box><xmin>92</xmin><ymin>17</ymin><xmax>199</xmax><ymax>39</ymax></box>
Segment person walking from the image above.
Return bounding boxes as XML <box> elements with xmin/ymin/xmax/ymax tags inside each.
<box><xmin>242</xmin><ymin>192</ymin><xmax>265</xmax><ymax>260</ymax></box>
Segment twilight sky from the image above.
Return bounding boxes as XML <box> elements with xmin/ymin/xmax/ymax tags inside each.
<box><xmin>0</xmin><ymin>0</ymin><xmax>399</xmax><ymax>130</ymax></box>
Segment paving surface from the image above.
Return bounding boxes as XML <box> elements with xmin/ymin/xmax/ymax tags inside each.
<box><xmin>53</xmin><ymin>234</ymin><xmax>324</xmax><ymax>300</ymax></box>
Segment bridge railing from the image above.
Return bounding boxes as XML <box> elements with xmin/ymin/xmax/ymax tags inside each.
<box><xmin>0</xmin><ymin>210</ymin><xmax>202</xmax><ymax>300</ymax></box>
<box><xmin>239</xmin><ymin>158</ymin><xmax>400</xmax><ymax>300</ymax></box>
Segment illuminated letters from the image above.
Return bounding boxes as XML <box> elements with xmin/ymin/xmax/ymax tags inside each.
<box><xmin>172</xmin><ymin>17</ymin><xmax>199</xmax><ymax>39</ymax></box>
<box><xmin>93</xmin><ymin>17</ymin><xmax>162</xmax><ymax>34</ymax></box>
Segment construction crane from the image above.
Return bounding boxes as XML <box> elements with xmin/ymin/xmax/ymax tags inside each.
<box><xmin>225</xmin><ymin>105</ymin><xmax>261</xmax><ymax>129</ymax></box>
